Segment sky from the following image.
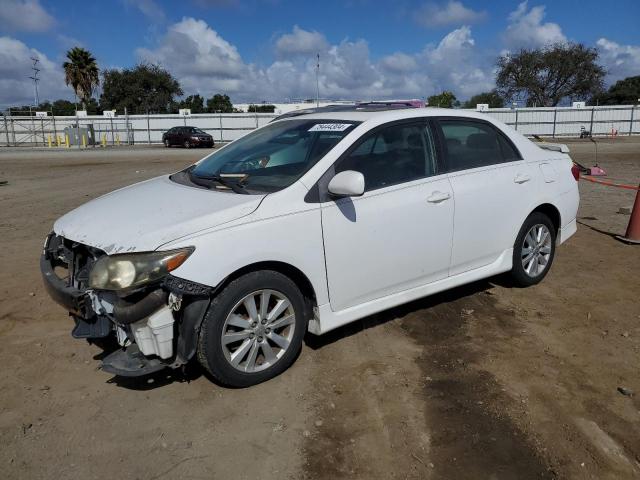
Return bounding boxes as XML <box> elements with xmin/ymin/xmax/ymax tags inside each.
<box><xmin>1</xmin><ymin>0</ymin><xmax>639</xmax><ymax>107</ymax></box>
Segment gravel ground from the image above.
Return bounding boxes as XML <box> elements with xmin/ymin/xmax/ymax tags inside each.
<box><xmin>0</xmin><ymin>138</ymin><xmax>638</xmax><ymax>480</ymax></box>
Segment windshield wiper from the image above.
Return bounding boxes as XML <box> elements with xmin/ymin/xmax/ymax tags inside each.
<box><xmin>188</xmin><ymin>169</ymin><xmax>249</xmax><ymax>194</ymax></box>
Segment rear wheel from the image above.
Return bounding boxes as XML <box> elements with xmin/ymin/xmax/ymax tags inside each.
<box><xmin>184</xmin><ymin>140</ymin><xmax>191</xmax><ymax>149</ymax></box>
<box><xmin>197</xmin><ymin>270</ymin><xmax>306</xmax><ymax>387</ymax></box>
<box><xmin>510</xmin><ymin>212</ymin><xmax>556</xmax><ymax>287</ymax></box>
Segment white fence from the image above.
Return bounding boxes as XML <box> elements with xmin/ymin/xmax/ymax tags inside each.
<box><xmin>0</xmin><ymin>113</ymin><xmax>276</xmax><ymax>147</ymax></box>
<box><xmin>484</xmin><ymin>105</ymin><xmax>639</xmax><ymax>137</ymax></box>
<box><xmin>1</xmin><ymin>105</ymin><xmax>639</xmax><ymax>147</ymax></box>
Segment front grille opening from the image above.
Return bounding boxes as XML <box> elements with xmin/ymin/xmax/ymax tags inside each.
<box><xmin>47</xmin><ymin>234</ymin><xmax>105</xmax><ymax>289</ymax></box>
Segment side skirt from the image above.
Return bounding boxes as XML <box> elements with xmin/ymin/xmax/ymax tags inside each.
<box><xmin>310</xmin><ymin>248</ymin><xmax>513</xmax><ymax>335</ymax></box>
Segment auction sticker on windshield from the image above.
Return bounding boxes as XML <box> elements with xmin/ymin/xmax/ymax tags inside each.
<box><xmin>308</xmin><ymin>123</ymin><xmax>353</xmax><ymax>132</ymax></box>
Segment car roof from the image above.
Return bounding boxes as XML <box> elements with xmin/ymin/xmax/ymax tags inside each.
<box><xmin>277</xmin><ymin>108</ymin><xmax>496</xmax><ymax>125</ymax></box>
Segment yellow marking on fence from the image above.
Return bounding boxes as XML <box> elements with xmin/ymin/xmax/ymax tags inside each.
<box><xmin>116</xmin><ymin>134</ymin><xmax>120</xmax><ymax>146</ymax></box>
<box><xmin>56</xmin><ymin>135</ymin><xmax>61</xmax><ymax>147</ymax></box>
<box><xmin>64</xmin><ymin>134</ymin><xmax>70</xmax><ymax>148</ymax></box>
<box><xmin>81</xmin><ymin>135</ymin><xmax>87</xmax><ymax>148</ymax></box>
<box><xmin>47</xmin><ymin>135</ymin><xmax>52</xmax><ymax>148</ymax></box>
<box><xmin>102</xmin><ymin>134</ymin><xmax>107</xmax><ymax>147</ymax></box>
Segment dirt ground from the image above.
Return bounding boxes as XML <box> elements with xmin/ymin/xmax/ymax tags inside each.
<box><xmin>0</xmin><ymin>138</ymin><xmax>638</xmax><ymax>480</ymax></box>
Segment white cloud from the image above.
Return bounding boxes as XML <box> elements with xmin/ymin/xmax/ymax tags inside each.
<box><xmin>123</xmin><ymin>0</ymin><xmax>166</xmax><ymax>23</ymax></box>
<box><xmin>380</xmin><ymin>52</ymin><xmax>418</xmax><ymax>73</ymax></box>
<box><xmin>0</xmin><ymin>36</ymin><xmax>69</xmax><ymax>107</ymax></box>
<box><xmin>134</xmin><ymin>18</ymin><xmax>495</xmax><ymax>102</ymax></box>
<box><xmin>503</xmin><ymin>1</ymin><xmax>566</xmax><ymax>50</ymax></box>
<box><xmin>0</xmin><ymin>0</ymin><xmax>55</xmax><ymax>32</ymax></box>
<box><xmin>419</xmin><ymin>26</ymin><xmax>494</xmax><ymax>97</ymax></box>
<box><xmin>136</xmin><ymin>17</ymin><xmax>249</xmax><ymax>95</ymax></box>
<box><xmin>275</xmin><ymin>26</ymin><xmax>328</xmax><ymax>57</ymax></box>
<box><xmin>596</xmin><ymin>38</ymin><xmax>640</xmax><ymax>83</ymax></box>
<box><xmin>415</xmin><ymin>1</ymin><xmax>486</xmax><ymax>28</ymax></box>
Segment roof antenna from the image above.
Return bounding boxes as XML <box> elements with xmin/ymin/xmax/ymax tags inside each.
<box><xmin>315</xmin><ymin>53</ymin><xmax>320</xmax><ymax>108</ymax></box>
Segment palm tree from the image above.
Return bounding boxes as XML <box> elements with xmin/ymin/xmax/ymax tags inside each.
<box><xmin>63</xmin><ymin>47</ymin><xmax>99</xmax><ymax>110</ymax></box>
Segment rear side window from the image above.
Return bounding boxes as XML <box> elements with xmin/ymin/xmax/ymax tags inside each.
<box><xmin>438</xmin><ymin>120</ymin><xmax>521</xmax><ymax>171</ymax></box>
<box><xmin>497</xmin><ymin>134</ymin><xmax>521</xmax><ymax>161</ymax></box>
<box><xmin>439</xmin><ymin>120</ymin><xmax>504</xmax><ymax>171</ymax></box>
<box><xmin>335</xmin><ymin>122</ymin><xmax>437</xmax><ymax>192</ymax></box>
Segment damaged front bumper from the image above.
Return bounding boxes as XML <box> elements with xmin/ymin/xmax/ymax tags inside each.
<box><xmin>40</xmin><ymin>233</ymin><xmax>211</xmax><ymax>377</ymax></box>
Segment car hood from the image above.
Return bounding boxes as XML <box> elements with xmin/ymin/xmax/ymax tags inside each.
<box><xmin>54</xmin><ymin>175</ymin><xmax>265</xmax><ymax>254</ymax></box>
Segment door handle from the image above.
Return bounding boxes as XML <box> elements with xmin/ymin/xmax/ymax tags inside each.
<box><xmin>427</xmin><ymin>191</ymin><xmax>451</xmax><ymax>203</ymax></box>
<box><xmin>514</xmin><ymin>174</ymin><xmax>531</xmax><ymax>184</ymax></box>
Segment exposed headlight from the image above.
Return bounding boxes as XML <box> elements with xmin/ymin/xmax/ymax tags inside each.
<box><xmin>88</xmin><ymin>247</ymin><xmax>194</xmax><ymax>291</ymax></box>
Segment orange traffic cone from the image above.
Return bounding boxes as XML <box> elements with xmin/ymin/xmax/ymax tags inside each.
<box><xmin>617</xmin><ymin>184</ymin><xmax>640</xmax><ymax>244</ymax></box>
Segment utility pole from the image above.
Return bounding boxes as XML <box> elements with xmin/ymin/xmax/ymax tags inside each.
<box><xmin>29</xmin><ymin>57</ymin><xmax>40</xmax><ymax>107</ymax></box>
<box><xmin>316</xmin><ymin>53</ymin><xmax>320</xmax><ymax>108</ymax></box>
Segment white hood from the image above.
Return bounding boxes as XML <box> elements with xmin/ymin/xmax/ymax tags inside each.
<box><xmin>54</xmin><ymin>175</ymin><xmax>265</xmax><ymax>254</ymax></box>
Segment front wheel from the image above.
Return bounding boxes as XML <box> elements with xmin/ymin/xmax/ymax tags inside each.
<box><xmin>510</xmin><ymin>212</ymin><xmax>556</xmax><ymax>287</ymax></box>
<box><xmin>197</xmin><ymin>271</ymin><xmax>307</xmax><ymax>387</ymax></box>
<box><xmin>164</xmin><ymin>139</ymin><xmax>170</xmax><ymax>147</ymax></box>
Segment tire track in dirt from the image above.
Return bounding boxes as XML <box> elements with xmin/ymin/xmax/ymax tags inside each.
<box><xmin>399</xmin><ymin>282</ymin><xmax>554</xmax><ymax>479</ymax></box>
<box><xmin>301</xmin><ymin>313</ymin><xmax>431</xmax><ymax>479</ymax></box>
<box><xmin>302</xmin><ymin>281</ymin><xmax>555</xmax><ymax>479</ymax></box>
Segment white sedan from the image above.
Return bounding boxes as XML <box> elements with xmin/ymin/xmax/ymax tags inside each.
<box><xmin>41</xmin><ymin>108</ymin><xmax>579</xmax><ymax>387</ymax></box>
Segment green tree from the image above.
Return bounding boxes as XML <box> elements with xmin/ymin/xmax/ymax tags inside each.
<box><xmin>427</xmin><ymin>91</ymin><xmax>458</xmax><ymax>108</ymax></box>
<box><xmin>247</xmin><ymin>104</ymin><xmax>276</xmax><ymax>113</ymax></box>
<box><xmin>7</xmin><ymin>99</ymin><xmax>101</xmax><ymax>116</ymax></box>
<box><xmin>7</xmin><ymin>105</ymin><xmax>35</xmax><ymax>115</ymax></box>
<box><xmin>63</xmin><ymin>47</ymin><xmax>100</xmax><ymax>110</ymax></box>
<box><xmin>496</xmin><ymin>43</ymin><xmax>605</xmax><ymax>107</ymax></box>
<box><xmin>592</xmin><ymin>76</ymin><xmax>640</xmax><ymax>105</ymax></box>
<box><xmin>206</xmin><ymin>94</ymin><xmax>233</xmax><ymax>113</ymax></box>
<box><xmin>50</xmin><ymin>99</ymin><xmax>77</xmax><ymax>115</ymax></box>
<box><xmin>464</xmin><ymin>90</ymin><xmax>505</xmax><ymax>108</ymax></box>
<box><xmin>177</xmin><ymin>94</ymin><xmax>205</xmax><ymax>113</ymax></box>
<box><xmin>100</xmin><ymin>64</ymin><xmax>183</xmax><ymax>114</ymax></box>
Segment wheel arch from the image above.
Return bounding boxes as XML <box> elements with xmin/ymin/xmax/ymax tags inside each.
<box><xmin>215</xmin><ymin>260</ymin><xmax>318</xmax><ymax>318</ymax></box>
<box><xmin>529</xmin><ymin>203</ymin><xmax>561</xmax><ymax>237</ymax></box>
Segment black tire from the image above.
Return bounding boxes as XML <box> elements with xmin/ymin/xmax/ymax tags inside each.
<box><xmin>510</xmin><ymin>212</ymin><xmax>556</xmax><ymax>287</ymax></box>
<box><xmin>164</xmin><ymin>139</ymin><xmax>170</xmax><ymax>147</ymax></box>
<box><xmin>184</xmin><ymin>140</ymin><xmax>191</xmax><ymax>149</ymax></box>
<box><xmin>197</xmin><ymin>270</ymin><xmax>307</xmax><ymax>387</ymax></box>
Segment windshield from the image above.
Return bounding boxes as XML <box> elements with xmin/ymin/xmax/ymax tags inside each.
<box><xmin>191</xmin><ymin>119</ymin><xmax>359</xmax><ymax>193</ymax></box>
<box><xmin>189</xmin><ymin>128</ymin><xmax>207</xmax><ymax>135</ymax></box>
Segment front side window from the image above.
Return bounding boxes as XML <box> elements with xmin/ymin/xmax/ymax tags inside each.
<box><xmin>439</xmin><ymin>120</ymin><xmax>512</xmax><ymax>171</ymax></box>
<box><xmin>335</xmin><ymin>122</ymin><xmax>437</xmax><ymax>192</ymax></box>
<box><xmin>191</xmin><ymin>119</ymin><xmax>359</xmax><ymax>193</ymax></box>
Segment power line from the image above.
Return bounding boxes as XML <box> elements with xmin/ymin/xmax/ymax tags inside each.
<box><xmin>316</xmin><ymin>53</ymin><xmax>320</xmax><ymax>108</ymax></box>
<box><xmin>28</xmin><ymin>56</ymin><xmax>40</xmax><ymax>107</ymax></box>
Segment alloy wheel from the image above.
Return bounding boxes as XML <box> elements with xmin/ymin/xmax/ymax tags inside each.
<box><xmin>221</xmin><ymin>289</ymin><xmax>296</xmax><ymax>373</ymax></box>
<box><xmin>521</xmin><ymin>224</ymin><xmax>552</xmax><ymax>277</ymax></box>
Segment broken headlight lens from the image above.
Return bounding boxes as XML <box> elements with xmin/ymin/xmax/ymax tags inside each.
<box><xmin>88</xmin><ymin>247</ymin><xmax>194</xmax><ymax>291</ymax></box>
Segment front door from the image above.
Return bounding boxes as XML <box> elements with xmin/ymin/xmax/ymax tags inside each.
<box><xmin>320</xmin><ymin>120</ymin><xmax>454</xmax><ymax>312</ymax></box>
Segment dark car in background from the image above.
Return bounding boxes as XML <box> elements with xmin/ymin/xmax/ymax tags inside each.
<box><xmin>163</xmin><ymin>126</ymin><xmax>214</xmax><ymax>148</ymax></box>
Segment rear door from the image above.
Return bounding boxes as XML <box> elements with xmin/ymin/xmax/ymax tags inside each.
<box><xmin>435</xmin><ymin>118</ymin><xmax>535</xmax><ymax>276</ymax></box>
<box><xmin>320</xmin><ymin>120</ymin><xmax>454</xmax><ymax>311</ymax></box>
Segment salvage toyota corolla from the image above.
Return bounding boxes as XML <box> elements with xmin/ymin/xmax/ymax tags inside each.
<box><xmin>41</xmin><ymin>108</ymin><xmax>579</xmax><ymax>387</ymax></box>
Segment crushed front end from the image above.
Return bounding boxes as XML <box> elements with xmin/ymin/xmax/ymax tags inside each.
<box><xmin>40</xmin><ymin>233</ymin><xmax>211</xmax><ymax>377</ymax></box>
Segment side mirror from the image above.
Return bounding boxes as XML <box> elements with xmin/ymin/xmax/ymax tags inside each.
<box><xmin>327</xmin><ymin>170</ymin><xmax>365</xmax><ymax>197</ymax></box>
